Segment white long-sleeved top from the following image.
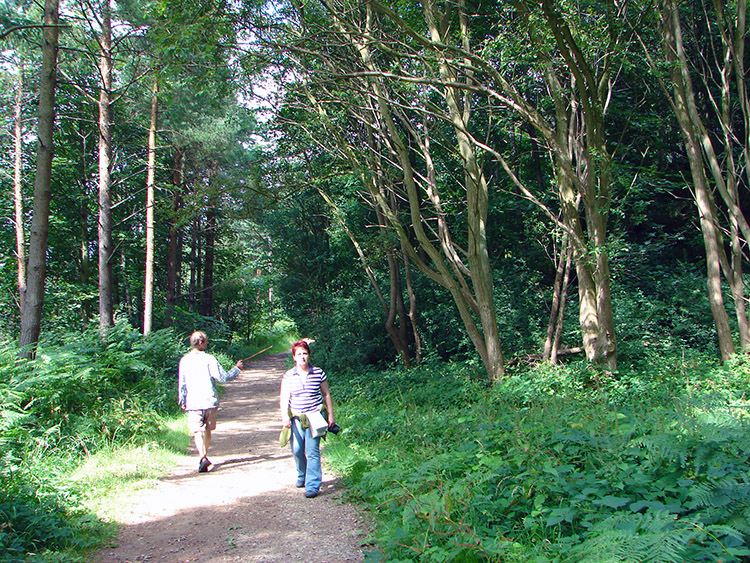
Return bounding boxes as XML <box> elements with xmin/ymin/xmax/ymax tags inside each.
<box><xmin>178</xmin><ymin>349</ymin><xmax>240</xmax><ymax>411</ymax></box>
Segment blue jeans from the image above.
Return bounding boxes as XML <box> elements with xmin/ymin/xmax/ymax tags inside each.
<box><xmin>291</xmin><ymin>417</ymin><xmax>322</xmax><ymax>494</ymax></box>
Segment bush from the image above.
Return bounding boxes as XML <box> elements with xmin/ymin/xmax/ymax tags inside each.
<box><xmin>0</xmin><ymin>477</ymin><xmax>75</xmax><ymax>560</ymax></box>
<box><xmin>326</xmin><ymin>353</ymin><xmax>750</xmax><ymax>562</ymax></box>
<box><xmin>0</xmin><ymin>323</ymin><xmax>190</xmax><ymax>562</ymax></box>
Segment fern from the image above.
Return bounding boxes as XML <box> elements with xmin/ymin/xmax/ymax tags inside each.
<box><xmin>569</xmin><ymin>511</ymin><xmax>729</xmax><ymax>563</ymax></box>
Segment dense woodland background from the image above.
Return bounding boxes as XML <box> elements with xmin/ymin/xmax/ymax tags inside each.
<box><xmin>3</xmin><ymin>0</ymin><xmax>750</xmax><ymax>561</ymax></box>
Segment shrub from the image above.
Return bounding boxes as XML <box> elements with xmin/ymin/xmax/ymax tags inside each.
<box><xmin>326</xmin><ymin>353</ymin><xmax>750</xmax><ymax>562</ymax></box>
<box><xmin>0</xmin><ymin>322</ymin><xmax>190</xmax><ymax>562</ymax></box>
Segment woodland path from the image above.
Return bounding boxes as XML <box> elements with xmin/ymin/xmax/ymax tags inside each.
<box><xmin>92</xmin><ymin>352</ymin><xmax>372</xmax><ymax>563</ymax></box>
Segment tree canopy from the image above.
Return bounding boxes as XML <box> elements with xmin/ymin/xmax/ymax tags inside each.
<box><xmin>1</xmin><ymin>0</ymin><xmax>748</xmax><ymax>372</ymax></box>
<box><xmin>5</xmin><ymin>2</ymin><xmax>750</xmax><ymax>561</ymax></box>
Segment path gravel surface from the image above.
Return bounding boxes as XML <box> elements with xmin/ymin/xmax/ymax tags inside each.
<box><xmin>92</xmin><ymin>352</ymin><xmax>372</xmax><ymax>563</ymax></box>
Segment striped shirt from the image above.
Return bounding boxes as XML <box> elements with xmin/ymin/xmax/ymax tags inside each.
<box><xmin>283</xmin><ymin>366</ymin><xmax>327</xmax><ymax>413</ymax></box>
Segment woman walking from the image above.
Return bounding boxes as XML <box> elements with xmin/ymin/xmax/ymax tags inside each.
<box><xmin>280</xmin><ymin>340</ymin><xmax>335</xmax><ymax>498</ymax></box>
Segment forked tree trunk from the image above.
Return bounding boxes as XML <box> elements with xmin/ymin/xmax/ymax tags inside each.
<box><xmin>660</xmin><ymin>0</ymin><xmax>735</xmax><ymax>360</ymax></box>
<box><xmin>320</xmin><ymin>0</ymin><xmax>505</xmax><ymax>380</ymax></box>
<box><xmin>544</xmin><ymin>235</ymin><xmax>573</xmax><ymax>363</ymax></box>
<box><xmin>317</xmin><ymin>185</ymin><xmax>414</xmax><ymax>366</ymax></box>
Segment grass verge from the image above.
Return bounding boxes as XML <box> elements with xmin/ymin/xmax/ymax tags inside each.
<box><xmin>71</xmin><ymin>416</ymin><xmax>191</xmax><ymax>525</ymax></box>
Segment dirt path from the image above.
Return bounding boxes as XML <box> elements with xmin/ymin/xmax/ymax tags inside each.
<box><xmin>92</xmin><ymin>352</ymin><xmax>372</xmax><ymax>563</ymax></box>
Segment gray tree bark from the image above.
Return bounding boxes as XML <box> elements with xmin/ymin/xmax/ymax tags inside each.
<box><xmin>97</xmin><ymin>0</ymin><xmax>114</xmax><ymax>330</ymax></box>
<box><xmin>143</xmin><ymin>77</ymin><xmax>158</xmax><ymax>335</ymax></box>
<box><xmin>19</xmin><ymin>0</ymin><xmax>59</xmax><ymax>355</ymax></box>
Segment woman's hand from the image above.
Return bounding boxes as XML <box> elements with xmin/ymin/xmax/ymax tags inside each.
<box><xmin>282</xmin><ymin>417</ymin><xmax>292</xmax><ymax>428</ymax></box>
<box><xmin>235</xmin><ymin>360</ymin><xmax>244</xmax><ymax>370</ymax></box>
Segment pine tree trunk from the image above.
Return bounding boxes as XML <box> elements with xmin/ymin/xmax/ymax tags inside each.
<box><xmin>19</xmin><ymin>0</ymin><xmax>59</xmax><ymax>355</ymax></box>
<box><xmin>13</xmin><ymin>64</ymin><xmax>26</xmax><ymax>318</ymax></box>
<box><xmin>143</xmin><ymin>77</ymin><xmax>158</xmax><ymax>335</ymax></box>
<box><xmin>97</xmin><ymin>0</ymin><xmax>114</xmax><ymax>330</ymax></box>
<box><xmin>201</xmin><ymin>211</ymin><xmax>216</xmax><ymax>317</ymax></box>
<box><xmin>165</xmin><ymin>148</ymin><xmax>184</xmax><ymax>326</ymax></box>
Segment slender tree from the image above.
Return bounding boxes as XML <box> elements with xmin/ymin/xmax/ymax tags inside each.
<box><xmin>143</xmin><ymin>76</ymin><xmax>158</xmax><ymax>335</ymax></box>
<box><xmin>13</xmin><ymin>61</ymin><xmax>26</xmax><ymax>317</ymax></box>
<box><xmin>19</xmin><ymin>0</ymin><xmax>59</xmax><ymax>355</ymax></box>
<box><xmin>96</xmin><ymin>0</ymin><xmax>114</xmax><ymax>329</ymax></box>
<box><xmin>633</xmin><ymin>0</ymin><xmax>750</xmax><ymax>360</ymax></box>
<box><xmin>165</xmin><ymin>147</ymin><xmax>184</xmax><ymax>326</ymax></box>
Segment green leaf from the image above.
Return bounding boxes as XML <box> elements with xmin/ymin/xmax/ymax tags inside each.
<box><xmin>594</xmin><ymin>496</ymin><xmax>630</xmax><ymax>509</ymax></box>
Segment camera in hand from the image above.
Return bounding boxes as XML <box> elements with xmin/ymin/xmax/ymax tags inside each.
<box><xmin>328</xmin><ymin>423</ymin><xmax>340</xmax><ymax>435</ymax></box>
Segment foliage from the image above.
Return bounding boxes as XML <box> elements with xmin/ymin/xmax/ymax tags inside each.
<box><xmin>0</xmin><ymin>317</ymin><xmax>297</xmax><ymax>561</ymax></box>
<box><xmin>326</xmin><ymin>350</ymin><xmax>750</xmax><ymax>562</ymax></box>
<box><xmin>0</xmin><ymin>323</ymin><xmax>183</xmax><ymax>561</ymax></box>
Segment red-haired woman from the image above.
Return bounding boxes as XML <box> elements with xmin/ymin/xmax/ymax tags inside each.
<box><xmin>280</xmin><ymin>340</ymin><xmax>335</xmax><ymax>498</ymax></box>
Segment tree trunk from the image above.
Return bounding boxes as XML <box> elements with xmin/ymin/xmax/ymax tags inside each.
<box><xmin>189</xmin><ymin>217</ymin><xmax>200</xmax><ymax>310</ymax></box>
<box><xmin>544</xmin><ymin>234</ymin><xmax>572</xmax><ymax>363</ymax></box>
<box><xmin>13</xmin><ymin>64</ymin><xmax>26</xmax><ymax>318</ymax></box>
<box><xmin>680</xmin><ymin>125</ymin><xmax>734</xmax><ymax>360</ymax></box>
<box><xmin>166</xmin><ymin>148</ymin><xmax>184</xmax><ymax>326</ymax></box>
<box><xmin>726</xmin><ymin>211</ymin><xmax>750</xmax><ymax>349</ymax></box>
<box><xmin>426</xmin><ymin>0</ymin><xmax>505</xmax><ymax>380</ymax></box>
<box><xmin>97</xmin><ymin>0</ymin><xmax>114</xmax><ymax>330</ymax></box>
<box><xmin>317</xmin><ymin>184</ymin><xmax>413</xmax><ymax>366</ymax></box>
<box><xmin>401</xmin><ymin>239</ymin><xmax>422</xmax><ymax>364</ymax></box>
<box><xmin>143</xmin><ymin>77</ymin><xmax>158</xmax><ymax>335</ymax></box>
<box><xmin>540</xmin><ymin>0</ymin><xmax>617</xmax><ymax>370</ymax></box>
<box><xmin>551</xmin><ymin>245</ymin><xmax>573</xmax><ymax>364</ymax></box>
<box><xmin>78</xmin><ymin>122</ymin><xmax>92</xmax><ymax>321</ymax></box>
<box><xmin>19</xmin><ymin>0</ymin><xmax>59</xmax><ymax>355</ymax></box>
<box><xmin>201</xmin><ymin>210</ymin><xmax>216</xmax><ymax>317</ymax></box>
<box><xmin>660</xmin><ymin>0</ymin><xmax>735</xmax><ymax>360</ymax></box>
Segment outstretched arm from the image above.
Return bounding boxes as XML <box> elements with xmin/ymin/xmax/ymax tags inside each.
<box><xmin>212</xmin><ymin>358</ymin><xmax>243</xmax><ymax>382</ymax></box>
<box><xmin>178</xmin><ymin>362</ymin><xmax>187</xmax><ymax>409</ymax></box>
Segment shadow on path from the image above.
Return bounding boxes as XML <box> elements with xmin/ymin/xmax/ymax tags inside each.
<box><xmin>92</xmin><ymin>352</ymin><xmax>371</xmax><ymax>563</ymax></box>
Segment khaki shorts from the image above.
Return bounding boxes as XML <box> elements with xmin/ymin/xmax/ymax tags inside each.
<box><xmin>188</xmin><ymin>408</ymin><xmax>218</xmax><ymax>433</ymax></box>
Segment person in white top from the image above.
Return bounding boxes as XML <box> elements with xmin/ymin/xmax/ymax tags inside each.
<box><xmin>178</xmin><ymin>331</ymin><xmax>243</xmax><ymax>473</ymax></box>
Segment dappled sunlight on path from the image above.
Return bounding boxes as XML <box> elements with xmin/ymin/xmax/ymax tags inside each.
<box><xmin>92</xmin><ymin>353</ymin><xmax>370</xmax><ymax>563</ymax></box>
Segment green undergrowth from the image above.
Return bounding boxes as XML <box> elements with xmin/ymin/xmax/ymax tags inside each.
<box><xmin>70</xmin><ymin>417</ymin><xmax>191</xmax><ymax>522</ymax></box>
<box><xmin>0</xmin><ymin>323</ymin><xmax>184</xmax><ymax>561</ymax></box>
<box><xmin>0</xmin><ymin>321</ymin><xmax>275</xmax><ymax>562</ymax></box>
<box><xmin>324</xmin><ymin>350</ymin><xmax>750</xmax><ymax>562</ymax></box>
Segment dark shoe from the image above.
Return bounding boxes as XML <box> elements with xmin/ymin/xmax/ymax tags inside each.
<box><xmin>198</xmin><ymin>457</ymin><xmax>211</xmax><ymax>473</ymax></box>
<box><xmin>304</xmin><ymin>490</ymin><xmax>318</xmax><ymax>498</ymax></box>
<box><xmin>295</xmin><ymin>479</ymin><xmax>305</xmax><ymax>488</ymax></box>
